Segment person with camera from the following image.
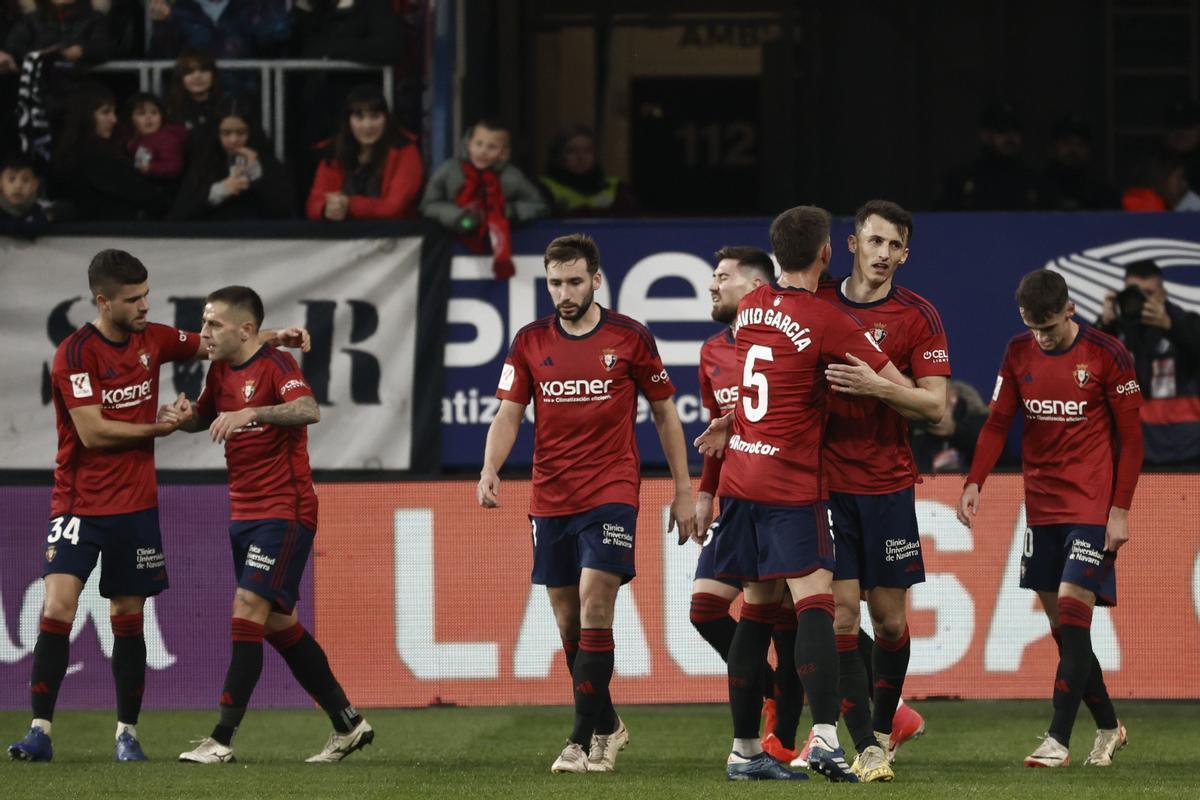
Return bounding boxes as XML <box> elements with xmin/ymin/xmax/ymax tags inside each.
<box><xmin>1098</xmin><ymin>259</ymin><xmax>1200</xmax><ymax>466</ymax></box>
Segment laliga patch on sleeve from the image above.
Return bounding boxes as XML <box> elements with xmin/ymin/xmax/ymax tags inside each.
<box><xmin>991</xmin><ymin>375</ymin><xmax>1003</xmax><ymax>402</ymax></box>
<box><xmin>498</xmin><ymin>363</ymin><xmax>515</xmax><ymax>392</ymax></box>
<box><xmin>70</xmin><ymin>372</ymin><xmax>93</xmax><ymax>398</ymax></box>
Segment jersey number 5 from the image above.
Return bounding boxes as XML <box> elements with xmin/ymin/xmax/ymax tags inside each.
<box><xmin>742</xmin><ymin>344</ymin><xmax>774</xmax><ymax>422</ymax></box>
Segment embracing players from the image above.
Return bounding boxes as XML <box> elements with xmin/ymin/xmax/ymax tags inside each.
<box><xmin>696</xmin><ymin>206</ymin><xmax>911</xmax><ymax>782</ymax></box>
<box><xmin>816</xmin><ymin>200</ymin><xmax>942</xmax><ymax>780</ymax></box>
<box><xmin>478</xmin><ymin>233</ymin><xmax>697</xmax><ymax>774</ymax></box>
<box><xmin>958</xmin><ymin>269</ymin><xmax>1142</xmax><ymax>768</ymax></box>
<box><xmin>166</xmin><ymin>286</ymin><xmax>372</xmax><ymax>764</ymax></box>
<box><xmin>9</xmin><ymin>251</ymin><xmax>307</xmax><ymax>763</ymax></box>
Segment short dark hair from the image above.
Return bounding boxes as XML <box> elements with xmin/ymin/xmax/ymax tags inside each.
<box><xmin>469</xmin><ymin>118</ymin><xmax>511</xmax><ymax>141</ymax></box>
<box><xmin>207</xmin><ymin>285</ymin><xmax>265</xmax><ymax>328</ymax></box>
<box><xmin>1125</xmin><ymin>259</ymin><xmax>1162</xmax><ymax>281</ymax></box>
<box><xmin>88</xmin><ymin>250</ymin><xmax>148</xmax><ymax>296</ymax></box>
<box><xmin>544</xmin><ymin>233</ymin><xmax>600</xmax><ymax>274</ymax></box>
<box><xmin>769</xmin><ymin>205</ymin><xmax>832</xmax><ymax>273</ymax></box>
<box><xmin>125</xmin><ymin>91</ymin><xmax>164</xmax><ymax>122</ymax></box>
<box><xmin>854</xmin><ymin>199</ymin><xmax>913</xmax><ymax>243</ymax></box>
<box><xmin>0</xmin><ymin>152</ymin><xmax>36</xmax><ymax>175</ymax></box>
<box><xmin>714</xmin><ymin>245</ymin><xmax>775</xmax><ymax>283</ymax></box>
<box><xmin>1014</xmin><ymin>269</ymin><xmax>1070</xmax><ymax>323</ymax></box>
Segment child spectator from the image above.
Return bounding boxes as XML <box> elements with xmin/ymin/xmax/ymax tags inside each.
<box><xmin>125</xmin><ymin>92</ymin><xmax>187</xmax><ymax>183</ymax></box>
<box><xmin>305</xmin><ymin>84</ymin><xmax>422</xmax><ymax>223</ymax></box>
<box><xmin>539</xmin><ymin>125</ymin><xmax>636</xmax><ymax>216</ymax></box>
<box><xmin>0</xmin><ymin>151</ymin><xmax>55</xmax><ymax>225</ymax></box>
<box><xmin>51</xmin><ymin>82</ymin><xmax>170</xmax><ymax>220</ymax></box>
<box><xmin>167</xmin><ymin>48</ymin><xmax>222</xmax><ymax>133</ymax></box>
<box><xmin>170</xmin><ymin>96</ymin><xmax>292</xmax><ymax>220</ymax></box>
<box><xmin>421</xmin><ymin>119</ymin><xmax>548</xmax><ymax>279</ymax></box>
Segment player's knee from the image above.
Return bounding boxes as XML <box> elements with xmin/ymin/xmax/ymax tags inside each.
<box><xmin>833</xmin><ymin>607</ymin><xmax>860</xmax><ymax>635</ymax></box>
<box><xmin>109</xmin><ymin>596</ymin><xmax>146</xmax><ymax>616</ymax></box>
<box><xmin>41</xmin><ymin>594</ymin><xmax>78</xmax><ymax>623</ymax></box>
<box><xmin>872</xmin><ymin>614</ymin><xmax>906</xmax><ymax>642</ymax></box>
<box><xmin>578</xmin><ymin>594</ymin><xmax>616</xmax><ymax>629</ymax></box>
<box><xmin>231</xmin><ymin>589</ymin><xmax>271</xmax><ymax>622</ymax></box>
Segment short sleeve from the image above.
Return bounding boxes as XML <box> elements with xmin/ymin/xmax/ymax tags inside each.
<box><xmin>822</xmin><ymin>308</ymin><xmax>891</xmax><ymax>372</ymax></box>
<box><xmin>989</xmin><ymin>345</ymin><xmax>1020</xmax><ymax>417</ymax></box>
<box><xmin>149</xmin><ymin>323</ymin><xmax>200</xmax><ymax>363</ymax></box>
<box><xmin>496</xmin><ymin>335</ymin><xmax>533</xmax><ymax>405</ymax></box>
<box><xmin>632</xmin><ymin>332</ymin><xmax>675</xmax><ymax>401</ymax></box>
<box><xmin>52</xmin><ymin>345</ymin><xmax>101</xmax><ymax>410</ymax></box>
<box><xmin>698</xmin><ymin>352</ymin><xmax>719</xmax><ymax>419</ymax></box>
<box><xmin>909</xmin><ymin>314</ymin><xmax>952</xmax><ymax>379</ymax></box>
<box><xmin>1104</xmin><ymin>342</ymin><xmax>1142</xmax><ymax>414</ymax></box>
<box><xmin>271</xmin><ymin>350</ymin><xmax>314</xmax><ymax>402</ymax></box>
<box><xmin>195</xmin><ymin>363</ymin><xmax>220</xmax><ymax>419</ymax></box>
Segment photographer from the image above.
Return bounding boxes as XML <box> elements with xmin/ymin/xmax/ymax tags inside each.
<box><xmin>1099</xmin><ymin>259</ymin><xmax>1200</xmax><ymax>466</ymax></box>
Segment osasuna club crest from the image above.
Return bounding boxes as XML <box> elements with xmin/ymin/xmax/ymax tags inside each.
<box><xmin>243</xmin><ymin>379</ymin><xmax>256</xmax><ymax>401</ymax></box>
<box><xmin>600</xmin><ymin>349</ymin><xmax>618</xmax><ymax>371</ymax></box>
<box><xmin>1073</xmin><ymin>363</ymin><xmax>1090</xmax><ymax>389</ymax></box>
<box><xmin>870</xmin><ymin>322</ymin><xmax>888</xmax><ymax>345</ymax></box>
<box><xmin>138</xmin><ymin>349</ymin><xmax>150</xmax><ymax>369</ymax></box>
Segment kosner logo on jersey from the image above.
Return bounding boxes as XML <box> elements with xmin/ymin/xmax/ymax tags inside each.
<box><xmin>1</xmin><ymin>235</ymin><xmax>424</xmax><ymax>470</ymax></box>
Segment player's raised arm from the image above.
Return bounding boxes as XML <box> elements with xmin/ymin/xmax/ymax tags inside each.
<box><xmin>479</xmin><ymin>399</ymin><xmax>526</xmax><ymax>508</ymax></box>
<box><xmin>649</xmin><ymin>396</ymin><xmax>698</xmax><ymax>545</ymax></box>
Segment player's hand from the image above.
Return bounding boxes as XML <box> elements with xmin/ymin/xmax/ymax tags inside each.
<box><xmin>957</xmin><ymin>483</ymin><xmax>981</xmax><ymax>527</ymax></box>
<box><xmin>60</xmin><ymin>44</ymin><xmax>83</xmax><ymax>62</ymax></box>
<box><xmin>668</xmin><ymin>488</ymin><xmax>697</xmax><ymax>545</ymax></box>
<box><xmin>1140</xmin><ymin>295</ymin><xmax>1172</xmax><ymax>330</ymax></box>
<box><xmin>1104</xmin><ymin>506</ymin><xmax>1130</xmax><ymax>552</ymax></box>
<box><xmin>693</xmin><ymin>491</ymin><xmax>715</xmax><ymax>544</ymax></box>
<box><xmin>275</xmin><ymin>326</ymin><xmax>311</xmax><ymax>352</ymax></box>
<box><xmin>826</xmin><ymin>353</ymin><xmax>888</xmax><ymax>396</ymax></box>
<box><xmin>477</xmin><ymin>469</ymin><xmax>501</xmax><ymax>508</ymax></box>
<box><xmin>209</xmin><ymin>407</ymin><xmax>256</xmax><ymax>443</ymax></box>
<box><xmin>157</xmin><ymin>393</ymin><xmax>193</xmax><ymax>428</ymax></box>
<box><xmin>694</xmin><ymin>412</ymin><xmax>732</xmax><ymax>458</ymax></box>
<box><xmin>1100</xmin><ymin>291</ymin><xmax>1118</xmax><ymax>326</ymax></box>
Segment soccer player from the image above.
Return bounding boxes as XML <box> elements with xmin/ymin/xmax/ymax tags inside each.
<box><xmin>8</xmin><ymin>250</ymin><xmax>307</xmax><ymax>764</ymax></box>
<box><xmin>695</xmin><ymin>206</ymin><xmax>909</xmax><ymax>782</ymax></box>
<box><xmin>958</xmin><ymin>269</ymin><xmax>1142</xmax><ymax>768</ymax></box>
<box><xmin>692</xmin><ymin>245</ymin><xmax>806</xmax><ymax>763</ymax></box>
<box><xmin>478</xmin><ymin>233</ymin><xmax>697</xmax><ymax>774</ymax></box>
<box><xmin>170</xmin><ymin>286</ymin><xmax>372</xmax><ymax>764</ymax></box>
<box><xmin>815</xmin><ymin>200</ymin><xmax>943</xmax><ymax>780</ymax></box>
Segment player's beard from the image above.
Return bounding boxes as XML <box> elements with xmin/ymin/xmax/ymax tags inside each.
<box><xmin>711</xmin><ymin>300</ymin><xmax>737</xmax><ymax>325</ymax></box>
<box><xmin>556</xmin><ymin>291</ymin><xmax>594</xmax><ymax>322</ymax></box>
<box><xmin>115</xmin><ymin>313</ymin><xmax>148</xmax><ymax>334</ymax></box>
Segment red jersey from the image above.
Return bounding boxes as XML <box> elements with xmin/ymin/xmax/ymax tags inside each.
<box><xmin>969</xmin><ymin>324</ymin><xmax>1142</xmax><ymax>525</ymax></box>
<box><xmin>496</xmin><ymin>307</ymin><xmax>675</xmax><ymax>517</ymax></box>
<box><xmin>698</xmin><ymin>328</ymin><xmax>739</xmax><ymax>494</ymax></box>
<box><xmin>718</xmin><ymin>282</ymin><xmax>891</xmax><ymax>506</ymax></box>
<box><xmin>817</xmin><ymin>279</ymin><xmax>952</xmax><ymax>493</ymax></box>
<box><xmin>50</xmin><ymin>322</ymin><xmax>199</xmax><ymax>516</ymax></box>
<box><xmin>197</xmin><ymin>347</ymin><xmax>319</xmax><ymax>529</ymax></box>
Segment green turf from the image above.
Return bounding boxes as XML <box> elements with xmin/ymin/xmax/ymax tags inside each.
<box><xmin>0</xmin><ymin>701</ymin><xmax>1193</xmax><ymax>799</ymax></box>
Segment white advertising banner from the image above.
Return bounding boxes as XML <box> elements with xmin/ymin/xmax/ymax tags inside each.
<box><xmin>0</xmin><ymin>235</ymin><xmax>420</xmax><ymax>469</ymax></box>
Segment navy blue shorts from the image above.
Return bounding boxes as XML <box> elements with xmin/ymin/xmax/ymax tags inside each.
<box><xmin>694</xmin><ymin>497</ymin><xmax>740</xmax><ymax>588</ymax></box>
<box><xmin>709</xmin><ymin>499</ymin><xmax>834</xmax><ymax>582</ymax></box>
<box><xmin>1020</xmin><ymin>524</ymin><xmax>1117</xmax><ymax>606</ymax></box>
<box><xmin>229</xmin><ymin>519</ymin><xmax>314</xmax><ymax>613</ymax></box>
<box><xmin>829</xmin><ymin>489</ymin><xmax>925</xmax><ymax>590</ymax></box>
<box><xmin>529</xmin><ymin>503</ymin><xmax>637</xmax><ymax>587</ymax></box>
<box><xmin>42</xmin><ymin>508</ymin><xmax>169</xmax><ymax>598</ymax></box>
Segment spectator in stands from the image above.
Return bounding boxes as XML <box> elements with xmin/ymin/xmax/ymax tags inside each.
<box><xmin>167</xmin><ymin>47</ymin><xmax>221</xmax><ymax>133</ymax></box>
<box><xmin>1122</xmin><ymin>152</ymin><xmax>1200</xmax><ymax>212</ymax></box>
<box><xmin>0</xmin><ymin>151</ymin><xmax>54</xmax><ymax>223</ymax></box>
<box><xmin>1040</xmin><ymin>114</ymin><xmax>1118</xmax><ymax>211</ymax></box>
<box><xmin>909</xmin><ymin>379</ymin><xmax>993</xmax><ymax>474</ymax></box>
<box><xmin>1098</xmin><ymin>259</ymin><xmax>1200</xmax><ymax>467</ymax></box>
<box><xmin>2</xmin><ymin>0</ymin><xmax>114</xmax><ymax>66</ymax></box>
<box><xmin>421</xmin><ymin>119</ymin><xmax>548</xmax><ymax>279</ymax></box>
<box><xmin>291</xmin><ymin>0</ymin><xmax>400</xmax><ymax>64</ymax></box>
<box><xmin>1163</xmin><ymin>99</ymin><xmax>1200</xmax><ymax>191</ymax></box>
<box><xmin>170</xmin><ymin>96</ymin><xmax>292</xmax><ymax>220</ymax></box>
<box><xmin>147</xmin><ymin>0</ymin><xmax>290</xmax><ymax>65</ymax></box>
<box><xmin>125</xmin><ymin>91</ymin><xmax>187</xmax><ymax>185</ymax></box>
<box><xmin>539</xmin><ymin>125</ymin><xmax>636</xmax><ymax>217</ymax></box>
<box><xmin>305</xmin><ymin>84</ymin><xmax>422</xmax><ymax>222</ymax></box>
<box><xmin>941</xmin><ymin>101</ymin><xmax>1043</xmax><ymax>211</ymax></box>
<box><xmin>51</xmin><ymin>82</ymin><xmax>170</xmax><ymax>220</ymax></box>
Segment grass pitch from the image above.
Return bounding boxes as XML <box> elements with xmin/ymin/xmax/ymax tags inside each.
<box><xmin>0</xmin><ymin>701</ymin><xmax>1193</xmax><ymax>799</ymax></box>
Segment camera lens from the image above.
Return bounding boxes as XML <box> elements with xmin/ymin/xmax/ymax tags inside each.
<box><xmin>1116</xmin><ymin>286</ymin><xmax>1145</xmax><ymax>321</ymax></box>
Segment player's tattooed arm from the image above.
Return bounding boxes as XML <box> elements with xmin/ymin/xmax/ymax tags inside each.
<box><xmin>253</xmin><ymin>396</ymin><xmax>320</xmax><ymax>427</ymax></box>
<box><xmin>258</xmin><ymin>327</ymin><xmax>312</xmax><ymax>352</ymax></box>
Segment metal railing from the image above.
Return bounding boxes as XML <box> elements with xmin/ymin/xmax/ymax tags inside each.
<box><xmin>91</xmin><ymin>60</ymin><xmax>394</xmax><ymax>161</ymax></box>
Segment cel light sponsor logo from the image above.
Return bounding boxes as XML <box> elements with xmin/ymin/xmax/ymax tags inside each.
<box><xmin>650</xmin><ymin>369</ymin><xmax>670</xmax><ymax>383</ymax></box>
<box><xmin>280</xmin><ymin>379</ymin><xmax>308</xmax><ymax>394</ymax></box>
<box><xmin>924</xmin><ymin>348</ymin><xmax>949</xmax><ymax>363</ymax></box>
<box><xmin>1116</xmin><ymin>380</ymin><xmax>1140</xmax><ymax>395</ymax></box>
